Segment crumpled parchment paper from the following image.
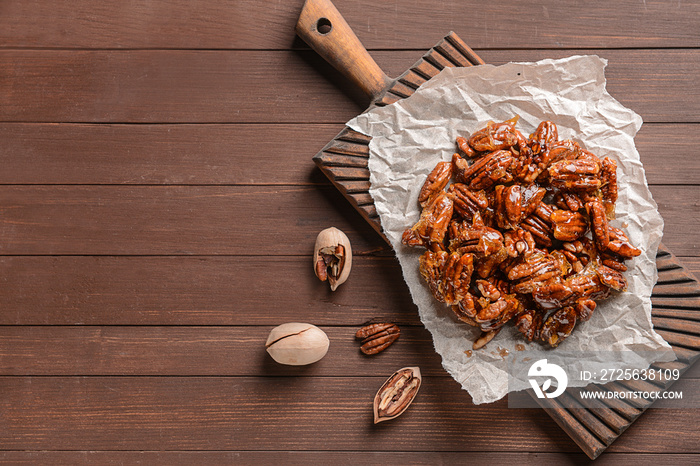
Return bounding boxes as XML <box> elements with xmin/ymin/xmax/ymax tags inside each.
<box><xmin>348</xmin><ymin>55</ymin><xmax>675</xmax><ymax>404</ymax></box>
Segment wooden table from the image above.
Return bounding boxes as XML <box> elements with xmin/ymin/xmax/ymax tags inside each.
<box><xmin>0</xmin><ymin>1</ymin><xmax>698</xmax><ymax>464</ymax></box>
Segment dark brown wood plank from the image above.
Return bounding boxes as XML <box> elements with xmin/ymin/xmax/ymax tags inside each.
<box><xmin>1</xmin><ymin>0</ymin><xmax>697</xmax><ymax>50</ymax></box>
<box><xmin>0</xmin><ymin>185</ymin><xmax>390</xmax><ymax>255</ymax></box>
<box><xmin>0</xmin><ymin>122</ymin><xmax>696</xmax><ymax>185</ymax></box>
<box><xmin>651</xmin><ymin>185</ymin><xmax>700</xmax><ymax>258</ymax></box>
<box><xmin>1</xmin><ymin>451</ymin><xmax>698</xmax><ymax>465</ymax></box>
<box><xmin>637</xmin><ymin>124</ymin><xmax>700</xmax><ymax>185</ymax></box>
<box><xmin>1</xmin><ymin>376</ymin><xmax>698</xmax><ymax>452</ymax></box>
<box><xmin>0</xmin><ymin>185</ymin><xmax>695</xmax><ymax>255</ymax></box>
<box><xmin>0</xmin><ymin>123</ymin><xmax>344</xmax><ymax>185</ymax></box>
<box><xmin>1</xmin><ymin>50</ymin><xmax>698</xmax><ymax>124</ymax></box>
<box><xmin>0</xmin><ymin>256</ymin><xmax>414</xmax><ymax>325</ymax></box>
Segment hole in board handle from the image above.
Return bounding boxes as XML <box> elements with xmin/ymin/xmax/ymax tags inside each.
<box><xmin>317</xmin><ymin>17</ymin><xmax>332</xmax><ymax>35</ymax></box>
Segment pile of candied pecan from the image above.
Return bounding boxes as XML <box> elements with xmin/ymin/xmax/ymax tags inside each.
<box><xmin>402</xmin><ymin>117</ymin><xmax>641</xmax><ymax>349</ymax></box>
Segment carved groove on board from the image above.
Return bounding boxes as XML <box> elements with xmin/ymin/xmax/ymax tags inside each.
<box><xmin>309</xmin><ymin>33</ymin><xmax>700</xmax><ymax>460</ymax></box>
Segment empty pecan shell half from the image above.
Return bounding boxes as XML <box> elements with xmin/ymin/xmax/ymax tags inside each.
<box><xmin>355</xmin><ymin>323</ymin><xmax>400</xmax><ymax>355</ymax></box>
<box><xmin>373</xmin><ymin>367</ymin><xmax>422</xmax><ymax>424</ymax></box>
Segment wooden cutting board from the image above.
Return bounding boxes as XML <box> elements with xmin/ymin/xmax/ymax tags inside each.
<box><xmin>297</xmin><ymin>0</ymin><xmax>700</xmax><ymax>459</ymax></box>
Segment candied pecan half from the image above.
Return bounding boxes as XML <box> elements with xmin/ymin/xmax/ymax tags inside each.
<box><xmin>419</xmin><ymin>250</ymin><xmax>474</xmax><ymax>305</ymax></box>
<box><xmin>494</xmin><ymin>184</ymin><xmax>522</xmax><ymax>230</ymax></box>
<box><xmin>548</xmin><ymin>158</ymin><xmax>602</xmax><ymax>190</ymax></box>
<box><xmin>529</xmin><ymin>120</ymin><xmax>559</xmax><ymax>156</ymax></box>
<box><xmin>586</xmin><ymin>200</ymin><xmax>610</xmax><ymax>251</ymax></box>
<box><xmin>449</xmin><ymin>212</ymin><xmax>503</xmax><ymax>254</ymax></box>
<box><xmin>600</xmin><ymin>157</ymin><xmax>618</xmax><ymax>218</ymax></box>
<box><xmin>549</xmin><ymin>139</ymin><xmax>582</xmax><ymax>161</ymax></box>
<box><xmin>456</xmin><ymin>136</ymin><xmax>477</xmax><ymax>158</ymax></box>
<box><xmin>467</xmin><ymin>117</ymin><xmax>523</xmax><ymax>152</ymax></box>
<box><xmin>449</xmin><ymin>213</ymin><xmax>508</xmax><ymax>278</ymax></box>
<box><xmin>600</xmin><ymin>252</ymin><xmax>628</xmax><ymax>272</ymax></box>
<box><xmin>503</xmin><ymin>228</ymin><xmax>537</xmax><ymax>259</ymax></box>
<box><xmin>448</xmin><ymin>183</ymin><xmax>488</xmax><ymax>220</ymax></box>
<box><xmin>549</xmin><ymin>249</ymin><xmax>573</xmax><ymax>277</ymax></box>
<box><xmin>607</xmin><ymin>226</ymin><xmax>641</xmax><ymax>259</ymax></box>
<box><xmin>456</xmin><ymin>150</ymin><xmax>515</xmax><ymax>190</ymax></box>
<box><xmin>515</xmin><ymin>307</ymin><xmax>544</xmax><ymax>342</ymax></box>
<box><xmin>453</xmin><ymin>286</ymin><xmax>521</xmax><ymax>335</ymax></box>
<box><xmin>418</xmin><ymin>161</ymin><xmax>452</xmax><ymax>208</ymax></box>
<box><xmin>476</xmin><ymin>279</ymin><xmax>501</xmax><ymax>301</ymax></box>
<box><xmin>532</xmin><ymin>264</ymin><xmax>611</xmax><ymax>311</ymax></box>
<box><xmin>575</xmin><ymin>299</ymin><xmax>597</xmax><ymax>322</ymax></box>
<box><xmin>596</xmin><ymin>264</ymin><xmax>628</xmax><ymax>291</ymax></box>
<box><xmin>521</xmin><ymin>184</ymin><xmax>547</xmax><ymax>218</ymax></box>
<box><xmin>561</xmin><ymin>192</ymin><xmax>583</xmax><ymax>212</ymax></box>
<box><xmin>473</xmin><ymin>328</ymin><xmax>502</xmax><ymax>350</ymax></box>
<box><xmin>521</xmin><ymin>203</ymin><xmax>555</xmax><ymax>247</ymax></box>
<box><xmin>577</xmin><ymin>149</ymin><xmax>602</xmax><ymax>164</ymax></box>
<box><xmin>513</xmin><ymin>138</ymin><xmax>578</xmax><ymax>183</ymax></box>
<box><xmin>452</xmin><ymin>293</ymin><xmax>479</xmax><ymax>326</ymax></box>
<box><xmin>507</xmin><ymin>249</ymin><xmax>566</xmax><ymax>294</ymax></box>
<box><xmin>475</xmin><ymin>247</ymin><xmax>509</xmax><ymax>279</ymax></box>
<box><xmin>474</xmin><ymin>294</ymin><xmax>522</xmax><ymax>332</ymax></box>
<box><xmin>452</xmin><ymin>152</ymin><xmax>470</xmax><ymax>183</ymax></box>
<box><xmin>402</xmin><ymin>192</ymin><xmax>454</xmax><ymax>248</ymax></box>
<box><xmin>540</xmin><ymin>306</ymin><xmax>577</xmax><ymax>347</ymax></box>
<box><xmin>551</xmin><ymin>208</ymin><xmax>588</xmax><ymax>242</ymax></box>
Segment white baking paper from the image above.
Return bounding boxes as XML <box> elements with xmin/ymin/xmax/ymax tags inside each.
<box><xmin>348</xmin><ymin>56</ymin><xmax>675</xmax><ymax>404</ymax></box>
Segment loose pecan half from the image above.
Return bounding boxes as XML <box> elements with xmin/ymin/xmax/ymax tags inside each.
<box><xmin>356</xmin><ymin>323</ymin><xmax>400</xmax><ymax>355</ymax></box>
<box><xmin>473</xmin><ymin>328</ymin><xmax>502</xmax><ymax>350</ymax></box>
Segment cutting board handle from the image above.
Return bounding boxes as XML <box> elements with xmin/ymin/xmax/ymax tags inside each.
<box><xmin>296</xmin><ymin>0</ymin><xmax>392</xmax><ymax>101</ymax></box>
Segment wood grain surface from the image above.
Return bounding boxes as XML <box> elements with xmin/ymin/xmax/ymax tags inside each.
<box><xmin>1</xmin><ymin>49</ymin><xmax>698</xmax><ymax>123</ymax></box>
<box><xmin>0</xmin><ymin>0</ymin><xmax>698</xmax><ymax>463</ymax></box>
